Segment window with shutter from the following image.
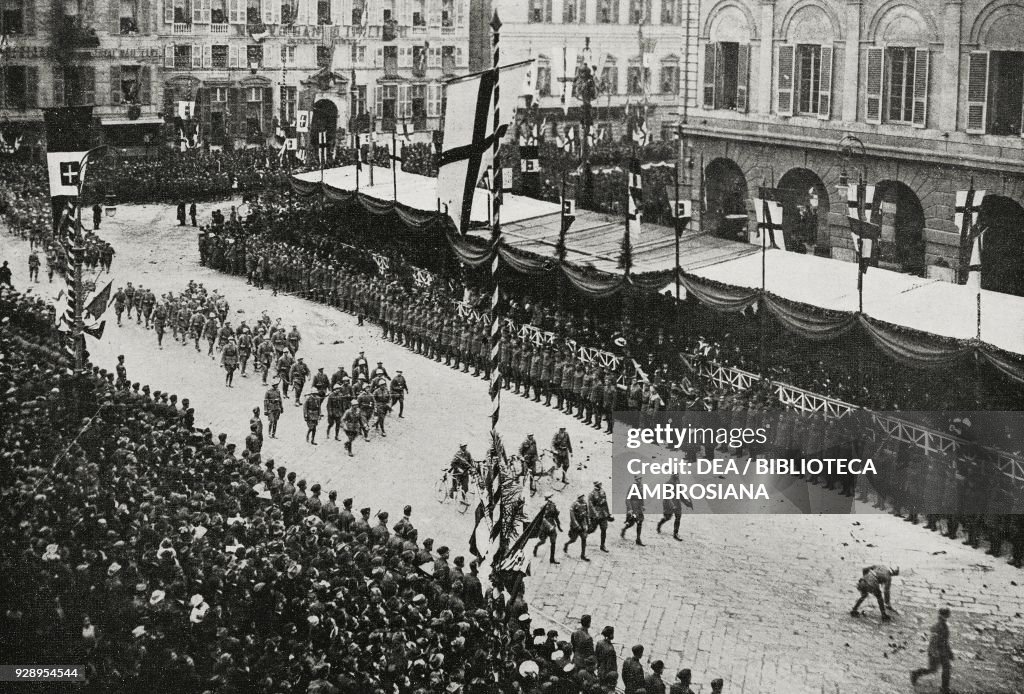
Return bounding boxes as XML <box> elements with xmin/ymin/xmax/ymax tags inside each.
<box><xmin>911</xmin><ymin>47</ymin><xmax>928</xmax><ymax>128</ymax></box>
<box><xmin>165</xmin><ymin>44</ymin><xmax>175</xmax><ymax>67</ymax></box>
<box><xmin>864</xmin><ymin>46</ymin><xmax>884</xmax><ymax>124</ymax></box>
<box><xmin>203</xmin><ymin>44</ymin><xmax>212</xmax><ymax>67</ymax></box>
<box><xmin>455</xmin><ymin>0</ymin><xmax>463</xmax><ymax>27</ymax></box>
<box><xmin>229</xmin><ymin>45</ymin><xmax>239</xmax><ymax>67</ymax></box>
<box><xmin>165</xmin><ymin>0</ymin><xmax>173</xmax><ymax>22</ymax></box>
<box><xmin>735</xmin><ymin>43</ymin><xmax>750</xmax><ymax>113</ymax></box>
<box><xmin>777</xmin><ymin>44</ymin><xmax>794</xmax><ymax>116</ymax></box>
<box><xmin>965</xmin><ymin>51</ymin><xmax>988</xmax><ymax>135</ymax></box>
<box><xmin>192</xmin><ymin>43</ymin><xmax>202</xmax><ymax>68</ymax></box>
<box><xmin>110</xmin><ymin>0</ymin><xmax>121</xmax><ymax>33</ymax></box>
<box><xmin>139</xmin><ymin>65</ymin><xmax>150</xmax><ymax>104</ymax></box>
<box><xmin>427</xmin><ymin>82</ymin><xmax>438</xmax><ymax>117</ymax></box>
<box><xmin>110</xmin><ymin>65</ymin><xmax>122</xmax><ymax>104</ymax></box>
<box><xmin>229</xmin><ymin>0</ymin><xmax>242</xmax><ymax>22</ymax></box>
<box><xmin>702</xmin><ymin>42</ymin><xmax>717</xmax><ymax>108</ymax></box>
<box><xmin>399</xmin><ymin>83</ymin><xmax>409</xmax><ymax>118</ymax></box>
<box><xmin>193</xmin><ymin>0</ymin><xmax>202</xmax><ymax>22</ymax></box>
<box><xmin>82</xmin><ymin>66</ymin><xmax>95</xmax><ymax>106</ymax></box>
<box><xmin>817</xmin><ymin>45</ymin><xmax>833</xmax><ymax>120</ymax></box>
<box><xmin>374</xmin><ymin>84</ymin><xmax>382</xmax><ymax>123</ymax></box>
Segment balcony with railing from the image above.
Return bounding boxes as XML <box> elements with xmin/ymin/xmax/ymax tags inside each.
<box><xmin>210</xmin><ymin>22</ymin><xmax>229</xmax><ymax>32</ymax></box>
<box><xmin>172</xmin><ymin>21</ymin><xmax>192</xmax><ymax>33</ymax></box>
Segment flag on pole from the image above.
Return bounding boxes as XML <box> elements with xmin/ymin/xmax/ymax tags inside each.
<box><xmin>630</xmin><ymin>112</ymin><xmax>649</xmax><ymax>146</ymax></box>
<box><xmin>846</xmin><ymin>182</ymin><xmax>876</xmax><ymax>221</ymax></box>
<box><xmin>848</xmin><ymin>215</ymin><xmax>881</xmax><ymax>273</ymax></box>
<box><xmin>317</xmin><ymin>131</ymin><xmax>329</xmax><ymax>165</ymax></box>
<box><xmin>494</xmin><ymin>506</ymin><xmax>545</xmax><ymax>575</ymax></box>
<box><xmin>965</xmin><ymin>227</ymin><xmax>984</xmax><ymax>288</ymax></box>
<box><xmin>558</xmin><ymin>125</ymin><xmax>577</xmax><ymax>155</ymax></box>
<box><xmin>669</xmin><ymin>199</ymin><xmax>692</xmax><ymax>222</ymax></box>
<box><xmin>627</xmin><ymin>158</ymin><xmax>643</xmax><ymax>240</ymax></box>
<box><xmin>296</xmin><ymin>110</ymin><xmax>311</xmax><ymax>133</ymax></box>
<box><xmin>43</xmin><ymin>106</ymin><xmax>93</xmax><ymax>198</ymax></box>
<box><xmin>84</xmin><ymin>281</ymin><xmax>112</xmax><ymax>320</ymax></box>
<box><xmin>752</xmin><ymin>197</ymin><xmax>785</xmax><ymax>250</ymax></box>
<box><xmin>437</xmin><ymin>60</ymin><xmax>532</xmax><ymax>232</ymax></box>
<box><xmin>955</xmin><ymin>188</ymin><xmax>985</xmax><ymax>236</ymax></box>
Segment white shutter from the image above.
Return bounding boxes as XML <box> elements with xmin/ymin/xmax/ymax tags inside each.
<box><xmin>203</xmin><ymin>44</ymin><xmax>212</xmax><ymax>67</ymax></box>
<box><xmin>911</xmin><ymin>47</ymin><xmax>929</xmax><ymax>128</ymax></box>
<box><xmin>229</xmin><ymin>45</ymin><xmax>240</xmax><ymax>67</ymax></box>
<box><xmin>265</xmin><ymin>40</ymin><xmax>279</xmax><ymax>66</ymax></box>
<box><xmin>428</xmin><ymin>46</ymin><xmax>440</xmax><ymax>68</ymax></box>
<box><xmin>165</xmin><ymin>44</ymin><xmax>175</xmax><ymax>67</ymax></box>
<box><xmin>399</xmin><ymin>83</ymin><xmax>409</xmax><ymax>118</ymax></box>
<box><xmin>375</xmin><ymin>46</ymin><xmax>383</xmax><ymax>67</ymax></box>
<box><xmin>400</xmin><ymin>0</ymin><xmax>410</xmax><ymax>24</ymax></box>
<box><xmin>263</xmin><ymin>0</ymin><xmax>275</xmax><ymax>23</ymax></box>
<box><xmin>192</xmin><ymin>44</ymin><xmax>202</xmax><ymax>68</ymax></box>
<box><xmin>777</xmin><ymin>44</ymin><xmax>794</xmax><ymax>116</ymax></box>
<box><xmin>427</xmin><ymin>82</ymin><xmax>439</xmax><ymax>116</ymax></box>
<box><xmin>817</xmin><ymin>44</ymin><xmax>833</xmax><ymax>120</ymax></box>
<box><xmin>229</xmin><ymin>0</ymin><xmax>243</xmax><ymax>22</ymax></box>
<box><xmin>205</xmin><ymin>0</ymin><xmax>213</xmax><ymax>22</ymax></box>
<box><xmin>193</xmin><ymin>0</ymin><xmax>203</xmax><ymax>22</ymax></box>
<box><xmin>399</xmin><ymin>46</ymin><xmax>410</xmax><ymax>67</ymax></box>
<box><xmin>455</xmin><ymin>0</ymin><xmax>465</xmax><ymax>27</ymax></box>
<box><xmin>701</xmin><ymin>42</ymin><xmax>717</xmax><ymax>108</ymax></box>
<box><xmin>735</xmin><ymin>43</ymin><xmax>750</xmax><ymax>113</ymax></box>
<box><xmin>965</xmin><ymin>51</ymin><xmax>989</xmax><ymax>135</ymax></box>
<box><xmin>374</xmin><ymin>84</ymin><xmax>383</xmax><ymax>119</ymax></box>
<box><xmin>164</xmin><ymin>0</ymin><xmax>174</xmax><ymax>23</ymax></box>
<box><xmin>457</xmin><ymin>47</ymin><xmax>464</xmax><ymax>67</ymax></box>
<box><xmin>376</xmin><ymin>0</ymin><xmax>384</xmax><ymax>24</ymax></box>
<box><xmin>864</xmin><ymin>46</ymin><xmax>884</xmax><ymax>125</ymax></box>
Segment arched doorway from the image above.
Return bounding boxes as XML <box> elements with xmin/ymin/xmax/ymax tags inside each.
<box><xmin>311</xmin><ymin>98</ymin><xmax>339</xmax><ymax>149</ymax></box>
<box><xmin>704</xmin><ymin>158</ymin><xmax>748</xmax><ymax>241</ymax></box>
<box><xmin>977</xmin><ymin>195</ymin><xmax>1024</xmax><ymax>296</ymax></box>
<box><xmin>872</xmin><ymin>180</ymin><xmax>925</xmax><ymax>275</ymax></box>
<box><xmin>777</xmin><ymin>168</ymin><xmax>830</xmax><ymax>253</ymax></box>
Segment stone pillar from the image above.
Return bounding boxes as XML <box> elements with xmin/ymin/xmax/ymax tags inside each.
<box><xmin>842</xmin><ymin>0</ymin><xmax>861</xmax><ymax>122</ymax></box>
<box><xmin>756</xmin><ymin>0</ymin><xmax>775</xmax><ymax>115</ymax></box>
<box><xmin>940</xmin><ymin>0</ymin><xmax>962</xmax><ymax>132</ymax></box>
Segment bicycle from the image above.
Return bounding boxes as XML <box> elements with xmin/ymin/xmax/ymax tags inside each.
<box><xmin>434</xmin><ymin>467</ymin><xmax>476</xmax><ymax>514</ymax></box>
<box><xmin>523</xmin><ymin>450</ymin><xmax>568</xmax><ymax>497</ymax></box>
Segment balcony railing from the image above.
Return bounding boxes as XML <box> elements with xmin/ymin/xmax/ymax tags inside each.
<box><xmin>210</xmin><ymin>22</ymin><xmax>229</xmax><ymax>32</ymax></box>
<box><xmin>440</xmin><ymin>25</ymin><xmax>455</xmax><ymax>35</ymax></box>
<box><xmin>172</xmin><ymin>22</ymin><xmax>192</xmax><ymax>33</ymax></box>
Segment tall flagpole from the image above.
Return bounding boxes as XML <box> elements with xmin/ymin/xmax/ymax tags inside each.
<box><xmin>489</xmin><ymin>9</ymin><xmax>503</xmax><ymax>433</ymax></box>
<box><xmin>391</xmin><ymin>130</ymin><xmax>399</xmax><ymax>201</ymax></box>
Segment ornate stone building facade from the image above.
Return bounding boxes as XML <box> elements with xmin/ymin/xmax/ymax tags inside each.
<box><xmin>691</xmin><ymin>0</ymin><xmax>1024</xmax><ymax>294</ymax></box>
<box><xmin>0</xmin><ymin>0</ymin><xmax>470</xmax><ymax>150</ymax></box>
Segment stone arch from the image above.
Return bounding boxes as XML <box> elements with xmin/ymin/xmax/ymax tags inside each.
<box><xmin>312</xmin><ymin>98</ymin><xmax>339</xmax><ymax>148</ymax></box>
<box><xmin>873</xmin><ymin>179</ymin><xmax>926</xmax><ymax>274</ymax></box>
<box><xmin>969</xmin><ymin>1</ymin><xmax>1024</xmax><ymax>49</ymax></box>
<box><xmin>704</xmin><ymin>157</ymin><xmax>750</xmax><ymax>240</ymax></box>
<box><xmin>976</xmin><ymin>194</ymin><xmax>1024</xmax><ymax>296</ymax></box>
<box><xmin>702</xmin><ymin>0</ymin><xmax>758</xmax><ymax>41</ymax></box>
<box><xmin>779</xmin><ymin>0</ymin><xmax>845</xmax><ymax>42</ymax></box>
<box><xmin>865</xmin><ymin>0</ymin><xmax>939</xmax><ymax>44</ymax></box>
<box><xmin>778</xmin><ymin>167</ymin><xmax>831</xmax><ymax>251</ymax></box>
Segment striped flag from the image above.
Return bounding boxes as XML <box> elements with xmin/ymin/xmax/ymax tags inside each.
<box><xmin>965</xmin><ymin>227</ymin><xmax>985</xmax><ymax>288</ymax></box>
<box><xmin>627</xmin><ymin>158</ymin><xmax>642</xmax><ymax>239</ymax></box>
<box><xmin>317</xmin><ymin>131</ymin><xmax>329</xmax><ymax>165</ymax></box>
<box><xmin>849</xmin><ymin>215</ymin><xmax>881</xmax><ymax>274</ymax></box>
<box><xmin>752</xmin><ymin>197</ymin><xmax>785</xmax><ymax>250</ymax></box>
<box><xmin>846</xmin><ymin>182</ymin><xmax>876</xmax><ymax>221</ymax></box>
<box><xmin>955</xmin><ymin>187</ymin><xmax>985</xmax><ymax>286</ymax></box>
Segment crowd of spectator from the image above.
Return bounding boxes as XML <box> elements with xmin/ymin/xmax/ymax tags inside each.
<box><xmin>4</xmin><ymin>285</ymin><xmax>745</xmax><ymax>693</ymax></box>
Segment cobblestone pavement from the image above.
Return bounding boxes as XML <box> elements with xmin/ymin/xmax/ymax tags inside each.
<box><xmin>3</xmin><ymin>201</ymin><xmax>1022</xmax><ymax>694</ymax></box>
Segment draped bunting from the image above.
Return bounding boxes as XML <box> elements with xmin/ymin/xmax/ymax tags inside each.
<box><xmin>287</xmin><ymin>171</ymin><xmax>1024</xmax><ymax>387</ymax></box>
<box><xmin>763</xmin><ymin>294</ymin><xmax>858</xmax><ymax>342</ymax></box>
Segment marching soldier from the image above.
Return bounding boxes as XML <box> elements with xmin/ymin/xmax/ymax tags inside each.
<box><xmin>910</xmin><ymin>607</ymin><xmax>953</xmax><ymax>693</ymax></box>
<box><xmin>153</xmin><ymin>301</ymin><xmax>167</xmax><ymax>348</ymax></box>
<box><xmin>263</xmin><ymin>382</ymin><xmax>283</xmax><ymax>438</ymax></box>
<box><xmin>203</xmin><ymin>312</ymin><xmax>219</xmax><ymax>357</ymax></box>
<box><xmin>311</xmin><ymin>366</ymin><xmax>330</xmax><ymax>395</ymax></box>
<box><xmin>389</xmin><ymin>370</ymin><xmax>409</xmax><ymax>418</ymax></box>
<box><xmin>303</xmin><ymin>390</ymin><xmax>323</xmax><ymax>444</ymax></box>
<box><xmin>532</xmin><ymin>494</ymin><xmax>562</xmax><ymax>565</ymax></box>
<box><xmin>112</xmin><ymin>286</ymin><xmax>126</xmax><ymax>326</ymax></box>
<box><xmin>256</xmin><ymin>336</ymin><xmax>275</xmax><ymax>384</ymax></box>
<box><xmin>290</xmin><ymin>357</ymin><xmax>311</xmax><ymax>405</ymax></box>
<box><xmin>341</xmin><ymin>400</ymin><xmax>363</xmax><ymax>456</ymax></box>
<box><xmin>330</xmin><ymin>364</ymin><xmax>349</xmax><ymax>388</ymax></box>
<box><xmin>620</xmin><ymin>474</ymin><xmax>645</xmax><ymax>546</ymax></box>
<box><xmin>236</xmin><ymin>329</ymin><xmax>253</xmax><ymax>376</ymax></box>
<box><xmin>286</xmin><ymin>325</ymin><xmax>301</xmax><ymax>355</ymax></box>
<box><xmin>325</xmin><ymin>385</ymin><xmax>346</xmax><ymax>440</ymax></box>
<box><xmin>552</xmin><ymin>426</ymin><xmax>573</xmax><ymax>484</ymax></box>
<box><xmin>352</xmin><ymin>350</ymin><xmax>370</xmax><ymax>381</ymax></box>
<box><xmin>656</xmin><ymin>471</ymin><xmax>690</xmax><ymax>540</ymax></box>
<box><xmin>588</xmin><ymin>481</ymin><xmax>612</xmax><ymax>552</ymax></box>
<box><xmin>519</xmin><ymin>434</ymin><xmax>539</xmax><ymax>492</ymax></box>
<box><xmin>276</xmin><ymin>351</ymin><xmax>295</xmax><ymax>397</ymax></box>
<box><xmin>372</xmin><ymin>380</ymin><xmax>391</xmax><ymax>436</ymax></box>
<box><xmin>563</xmin><ymin>493</ymin><xmax>591</xmax><ymax>561</ymax></box>
<box><xmin>221</xmin><ymin>337</ymin><xmax>239</xmax><ymax>387</ymax></box>
<box><xmin>357</xmin><ymin>386</ymin><xmax>375</xmax><ymax>439</ymax></box>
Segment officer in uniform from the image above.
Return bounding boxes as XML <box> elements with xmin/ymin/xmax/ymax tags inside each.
<box><xmin>290</xmin><ymin>357</ymin><xmax>310</xmax><ymax>405</ymax></box>
<box><xmin>263</xmin><ymin>382</ymin><xmax>283</xmax><ymax>438</ymax></box>
<box><xmin>563</xmin><ymin>493</ymin><xmax>591</xmax><ymax>561</ymax></box>
<box><xmin>532</xmin><ymin>494</ymin><xmax>562</xmax><ymax>564</ymax></box>
<box><xmin>325</xmin><ymin>385</ymin><xmax>346</xmax><ymax>440</ymax></box>
<box><xmin>620</xmin><ymin>474</ymin><xmax>645</xmax><ymax>546</ymax></box>
<box><xmin>588</xmin><ymin>481</ymin><xmax>612</xmax><ymax>552</ymax></box>
<box><xmin>590</xmin><ymin>374</ymin><xmax>605</xmax><ymax>430</ymax></box>
<box><xmin>519</xmin><ymin>434</ymin><xmax>539</xmax><ymax>491</ymax></box>
<box><xmin>603</xmin><ymin>375</ymin><xmax>617</xmax><ymax>434</ymax></box>
<box><xmin>550</xmin><ymin>354</ymin><xmax>565</xmax><ymax>408</ymax></box>
<box><xmin>389</xmin><ymin>370</ymin><xmax>409</xmax><ymax>417</ymax></box>
<box><xmin>341</xmin><ymin>400</ymin><xmax>363</xmax><ymax>456</ymax></box>
<box><xmin>656</xmin><ymin>471</ymin><xmax>690</xmax><ymax>540</ymax></box>
<box><xmin>372</xmin><ymin>380</ymin><xmax>391</xmax><ymax>436</ymax></box>
<box><xmin>551</xmin><ymin>427</ymin><xmax>573</xmax><ymax>484</ymax></box>
<box><xmin>236</xmin><ymin>329</ymin><xmax>253</xmax><ymax>376</ymax></box>
<box><xmin>256</xmin><ymin>336</ymin><xmax>275</xmax><ymax>384</ymax></box>
<box><xmin>449</xmin><ymin>444</ymin><xmax>473</xmax><ymax>499</ymax></box>
<box><xmin>276</xmin><ymin>351</ymin><xmax>295</xmax><ymax>397</ymax></box>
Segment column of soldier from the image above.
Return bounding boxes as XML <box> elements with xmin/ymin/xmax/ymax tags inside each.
<box><xmin>111</xmin><ymin>279</ymin><xmax>411</xmax><ymax>457</ymax></box>
<box><xmin>194</xmin><ymin>198</ymin><xmax>1024</xmax><ymax>569</ymax></box>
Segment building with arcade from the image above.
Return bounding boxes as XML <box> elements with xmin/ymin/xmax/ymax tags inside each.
<box><xmin>689</xmin><ymin>0</ymin><xmax>1024</xmax><ymax>294</ymax></box>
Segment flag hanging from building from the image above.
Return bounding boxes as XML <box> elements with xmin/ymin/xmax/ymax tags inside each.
<box><xmin>627</xmin><ymin>158</ymin><xmax>643</xmax><ymax>239</ymax></box>
<box><xmin>437</xmin><ymin>60</ymin><xmax>532</xmax><ymax>232</ymax></box>
<box><xmin>751</xmin><ymin>197</ymin><xmax>785</xmax><ymax>249</ymax></box>
<box><xmin>43</xmin><ymin>106</ymin><xmax>94</xmax><ymax>198</ymax></box>
<box><xmin>296</xmin><ymin>110</ymin><xmax>311</xmax><ymax>133</ymax></box>
<box><xmin>955</xmin><ymin>187</ymin><xmax>985</xmax><ymax>236</ymax></box>
<box><xmin>558</xmin><ymin>125</ymin><xmax>576</xmax><ymax>155</ymax></box>
<box><xmin>518</xmin><ymin>124</ymin><xmax>539</xmax><ymax>173</ymax></box>
<box><xmin>317</xmin><ymin>131</ymin><xmax>329</xmax><ymax>165</ymax></box>
<box><xmin>561</xmin><ymin>197</ymin><xmax>576</xmax><ymax>233</ymax></box>
<box><xmin>630</xmin><ymin>111</ymin><xmax>650</xmax><ymax>146</ymax></box>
